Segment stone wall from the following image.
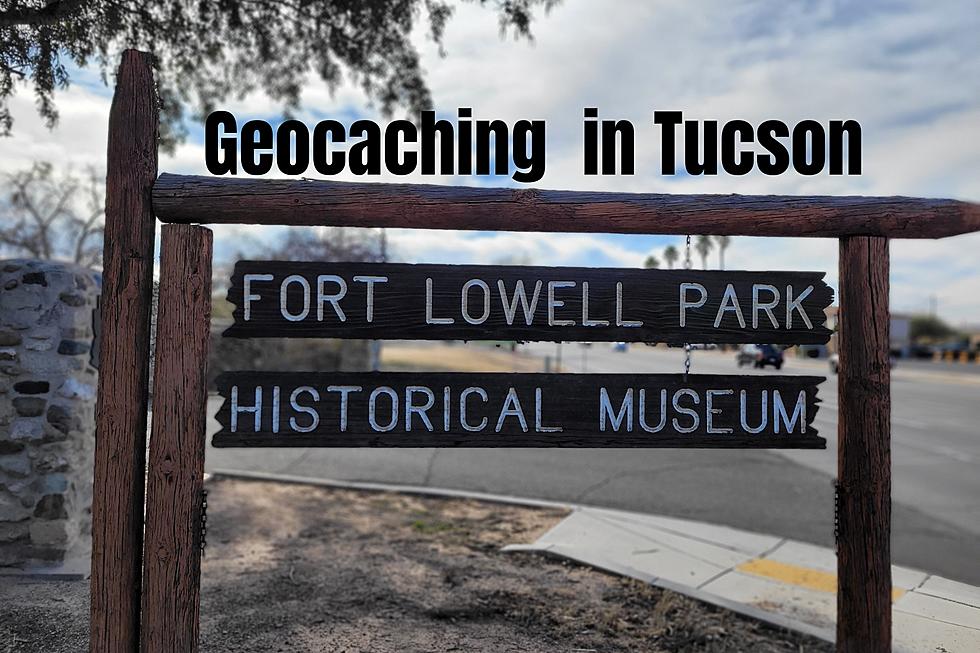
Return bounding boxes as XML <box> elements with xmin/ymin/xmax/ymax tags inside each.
<box><xmin>0</xmin><ymin>259</ymin><xmax>100</xmax><ymax>572</ymax></box>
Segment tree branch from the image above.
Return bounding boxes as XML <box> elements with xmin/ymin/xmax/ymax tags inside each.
<box><xmin>0</xmin><ymin>0</ymin><xmax>90</xmax><ymax>28</ymax></box>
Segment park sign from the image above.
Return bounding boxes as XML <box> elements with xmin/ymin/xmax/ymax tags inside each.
<box><xmin>223</xmin><ymin>261</ymin><xmax>835</xmax><ymax>345</ymax></box>
<box><xmin>212</xmin><ymin>372</ymin><xmax>825</xmax><ymax>448</ymax></box>
<box><xmin>89</xmin><ymin>51</ymin><xmax>980</xmax><ymax>653</ymax></box>
<box><xmin>217</xmin><ymin>261</ymin><xmax>832</xmax><ymax>448</ymax></box>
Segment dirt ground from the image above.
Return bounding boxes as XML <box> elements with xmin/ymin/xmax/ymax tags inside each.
<box><xmin>381</xmin><ymin>341</ymin><xmax>545</xmax><ymax>372</ymax></box>
<box><xmin>1</xmin><ymin>478</ymin><xmax>832</xmax><ymax>652</ymax></box>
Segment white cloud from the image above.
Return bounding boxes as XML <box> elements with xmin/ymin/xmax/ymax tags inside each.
<box><xmin>1</xmin><ymin>0</ymin><xmax>978</xmax><ymax>322</ymax></box>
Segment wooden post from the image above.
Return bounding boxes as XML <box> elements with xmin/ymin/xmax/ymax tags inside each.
<box><xmin>90</xmin><ymin>49</ymin><xmax>158</xmax><ymax>653</ymax></box>
<box><xmin>837</xmin><ymin>236</ymin><xmax>891</xmax><ymax>652</ymax></box>
<box><xmin>140</xmin><ymin>225</ymin><xmax>213</xmax><ymax>652</ymax></box>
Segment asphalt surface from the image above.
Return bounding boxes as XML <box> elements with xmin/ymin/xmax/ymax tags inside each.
<box><xmin>205</xmin><ymin>343</ymin><xmax>980</xmax><ymax>584</ymax></box>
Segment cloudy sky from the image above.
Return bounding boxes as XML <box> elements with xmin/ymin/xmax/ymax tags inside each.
<box><xmin>3</xmin><ymin>0</ymin><xmax>979</xmax><ymax>323</ymax></box>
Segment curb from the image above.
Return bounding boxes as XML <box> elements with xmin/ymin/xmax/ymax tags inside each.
<box><xmin>207</xmin><ymin>468</ymin><xmax>576</xmax><ymax>511</ymax></box>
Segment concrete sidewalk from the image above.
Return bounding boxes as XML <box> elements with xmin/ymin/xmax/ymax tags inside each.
<box><xmin>504</xmin><ymin>507</ymin><xmax>980</xmax><ymax>652</ymax></box>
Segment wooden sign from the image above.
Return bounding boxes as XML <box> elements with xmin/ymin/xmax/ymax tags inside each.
<box><xmin>213</xmin><ymin>371</ymin><xmax>825</xmax><ymax>448</ymax></box>
<box><xmin>223</xmin><ymin>261</ymin><xmax>834</xmax><ymax>345</ymax></box>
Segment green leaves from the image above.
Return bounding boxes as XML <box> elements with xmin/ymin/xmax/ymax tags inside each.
<box><xmin>0</xmin><ymin>0</ymin><xmax>556</xmax><ymax>150</ymax></box>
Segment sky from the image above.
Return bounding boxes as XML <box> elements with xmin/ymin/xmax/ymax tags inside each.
<box><xmin>2</xmin><ymin>0</ymin><xmax>978</xmax><ymax>324</ymax></box>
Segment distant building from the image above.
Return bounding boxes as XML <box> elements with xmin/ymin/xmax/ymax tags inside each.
<box><xmin>824</xmin><ymin>307</ymin><xmax>912</xmax><ymax>357</ymax></box>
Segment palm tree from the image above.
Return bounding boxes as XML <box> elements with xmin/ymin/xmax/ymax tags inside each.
<box><xmin>663</xmin><ymin>245</ymin><xmax>679</xmax><ymax>269</ymax></box>
<box><xmin>695</xmin><ymin>235</ymin><xmax>713</xmax><ymax>269</ymax></box>
<box><xmin>715</xmin><ymin>235</ymin><xmax>731</xmax><ymax>270</ymax></box>
<box><xmin>644</xmin><ymin>255</ymin><xmax>660</xmax><ymax>269</ymax></box>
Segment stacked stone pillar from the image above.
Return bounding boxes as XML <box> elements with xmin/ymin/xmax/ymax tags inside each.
<box><xmin>0</xmin><ymin>259</ymin><xmax>101</xmax><ymax>572</ymax></box>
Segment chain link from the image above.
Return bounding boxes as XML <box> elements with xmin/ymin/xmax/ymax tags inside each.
<box><xmin>683</xmin><ymin>235</ymin><xmax>693</xmax><ymax>378</ymax></box>
<box><xmin>199</xmin><ymin>488</ymin><xmax>208</xmax><ymax>556</ymax></box>
<box><xmin>833</xmin><ymin>481</ymin><xmax>840</xmax><ymax>553</ymax></box>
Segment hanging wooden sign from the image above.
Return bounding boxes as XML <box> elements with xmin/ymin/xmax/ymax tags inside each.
<box><xmin>212</xmin><ymin>371</ymin><xmax>825</xmax><ymax>449</ymax></box>
<box><xmin>223</xmin><ymin>261</ymin><xmax>834</xmax><ymax>345</ymax></box>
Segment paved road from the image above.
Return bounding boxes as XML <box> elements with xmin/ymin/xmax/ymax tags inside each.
<box><xmin>206</xmin><ymin>343</ymin><xmax>980</xmax><ymax>584</ymax></box>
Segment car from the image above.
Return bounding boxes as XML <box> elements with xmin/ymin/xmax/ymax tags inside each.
<box><xmin>736</xmin><ymin>344</ymin><xmax>758</xmax><ymax>367</ymax></box>
<box><xmin>736</xmin><ymin>344</ymin><xmax>784</xmax><ymax>370</ymax></box>
<box><xmin>611</xmin><ymin>342</ymin><xmax>628</xmax><ymax>352</ymax></box>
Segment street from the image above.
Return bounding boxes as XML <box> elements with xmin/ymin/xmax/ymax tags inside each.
<box><xmin>205</xmin><ymin>343</ymin><xmax>980</xmax><ymax>584</ymax></box>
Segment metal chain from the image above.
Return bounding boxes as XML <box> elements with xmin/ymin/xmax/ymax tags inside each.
<box><xmin>833</xmin><ymin>481</ymin><xmax>840</xmax><ymax>553</ymax></box>
<box><xmin>199</xmin><ymin>488</ymin><xmax>208</xmax><ymax>556</ymax></box>
<box><xmin>683</xmin><ymin>235</ymin><xmax>693</xmax><ymax>378</ymax></box>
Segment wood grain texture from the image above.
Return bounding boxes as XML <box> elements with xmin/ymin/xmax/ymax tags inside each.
<box><xmin>152</xmin><ymin>174</ymin><xmax>980</xmax><ymax>239</ymax></box>
<box><xmin>224</xmin><ymin>261</ymin><xmax>834</xmax><ymax>345</ymax></box>
<box><xmin>90</xmin><ymin>49</ymin><xmax>158</xmax><ymax>653</ymax></box>
<box><xmin>213</xmin><ymin>372</ymin><xmax>825</xmax><ymax>448</ymax></box>
<box><xmin>837</xmin><ymin>236</ymin><xmax>891</xmax><ymax>652</ymax></box>
<box><xmin>140</xmin><ymin>225</ymin><xmax>213</xmax><ymax>653</ymax></box>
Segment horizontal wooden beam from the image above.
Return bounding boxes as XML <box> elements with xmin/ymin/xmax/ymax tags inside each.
<box><xmin>152</xmin><ymin>174</ymin><xmax>980</xmax><ymax>239</ymax></box>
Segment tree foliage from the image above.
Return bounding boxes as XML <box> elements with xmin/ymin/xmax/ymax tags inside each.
<box><xmin>694</xmin><ymin>235</ymin><xmax>713</xmax><ymax>269</ymax></box>
<box><xmin>909</xmin><ymin>314</ymin><xmax>959</xmax><ymax>342</ymax></box>
<box><xmin>0</xmin><ymin>161</ymin><xmax>105</xmax><ymax>267</ymax></box>
<box><xmin>714</xmin><ymin>235</ymin><xmax>731</xmax><ymax>270</ymax></box>
<box><xmin>0</xmin><ymin>0</ymin><xmax>559</xmax><ymax>149</ymax></box>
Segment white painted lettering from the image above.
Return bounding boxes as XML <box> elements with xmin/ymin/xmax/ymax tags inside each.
<box><xmin>547</xmin><ymin>281</ymin><xmax>576</xmax><ymax>326</ymax></box>
<box><xmin>459</xmin><ymin>387</ymin><xmax>488</xmax><ymax>432</ymax></box>
<box><xmin>326</xmin><ymin>385</ymin><xmax>362</xmax><ymax>432</ymax></box>
<box><xmin>316</xmin><ymin>274</ymin><xmax>348</xmax><ymax>322</ymax></box>
<box><xmin>672</xmin><ymin>388</ymin><xmax>700</xmax><ymax>433</ymax></box>
<box><xmin>280</xmin><ymin>274</ymin><xmax>311</xmax><ymax>321</ymax></box>
<box><xmin>679</xmin><ymin>283</ymin><xmax>708</xmax><ymax>327</ymax></box>
<box><xmin>405</xmin><ymin>385</ymin><xmax>435</xmax><ymax>431</ymax></box>
<box><xmin>752</xmin><ymin>284</ymin><xmax>780</xmax><ymax>329</ymax></box>
<box><xmin>706</xmin><ymin>389</ymin><xmax>733</xmax><ymax>434</ymax></box>
<box><xmin>461</xmin><ymin>279</ymin><xmax>491</xmax><ymax>325</ymax></box>
<box><xmin>368</xmin><ymin>386</ymin><xmax>399</xmax><ymax>432</ymax></box>
<box><xmin>599</xmin><ymin>388</ymin><xmax>633</xmax><ymax>432</ymax></box>
<box><xmin>498</xmin><ymin>279</ymin><xmax>542</xmax><ymax>326</ymax></box>
<box><xmin>425</xmin><ymin>278</ymin><xmax>454</xmax><ymax>325</ymax></box>
<box><xmin>289</xmin><ymin>386</ymin><xmax>320</xmax><ymax>433</ymax></box>
<box><xmin>353</xmin><ymin>275</ymin><xmax>388</xmax><ymax>323</ymax></box>
<box><xmin>496</xmin><ymin>388</ymin><xmax>529</xmax><ymax>432</ymax></box>
<box><xmin>243</xmin><ymin>273</ymin><xmax>273</xmax><ymax>321</ymax></box>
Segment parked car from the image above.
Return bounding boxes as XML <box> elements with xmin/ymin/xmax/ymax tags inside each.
<box><xmin>736</xmin><ymin>344</ymin><xmax>758</xmax><ymax>367</ymax></box>
<box><xmin>736</xmin><ymin>344</ymin><xmax>784</xmax><ymax>370</ymax></box>
<box><xmin>612</xmin><ymin>342</ymin><xmax>628</xmax><ymax>352</ymax></box>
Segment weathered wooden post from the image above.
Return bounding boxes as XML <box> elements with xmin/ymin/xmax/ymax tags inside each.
<box><xmin>90</xmin><ymin>49</ymin><xmax>158</xmax><ymax>652</ymax></box>
<box><xmin>141</xmin><ymin>225</ymin><xmax>213</xmax><ymax>652</ymax></box>
<box><xmin>837</xmin><ymin>236</ymin><xmax>891</xmax><ymax>652</ymax></box>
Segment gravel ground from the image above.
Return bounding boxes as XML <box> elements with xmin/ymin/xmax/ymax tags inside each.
<box><xmin>1</xmin><ymin>478</ymin><xmax>833</xmax><ymax>652</ymax></box>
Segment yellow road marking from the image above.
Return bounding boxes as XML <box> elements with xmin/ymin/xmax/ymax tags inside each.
<box><xmin>737</xmin><ymin>558</ymin><xmax>906</xmax><ymax>601</ymax></box>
